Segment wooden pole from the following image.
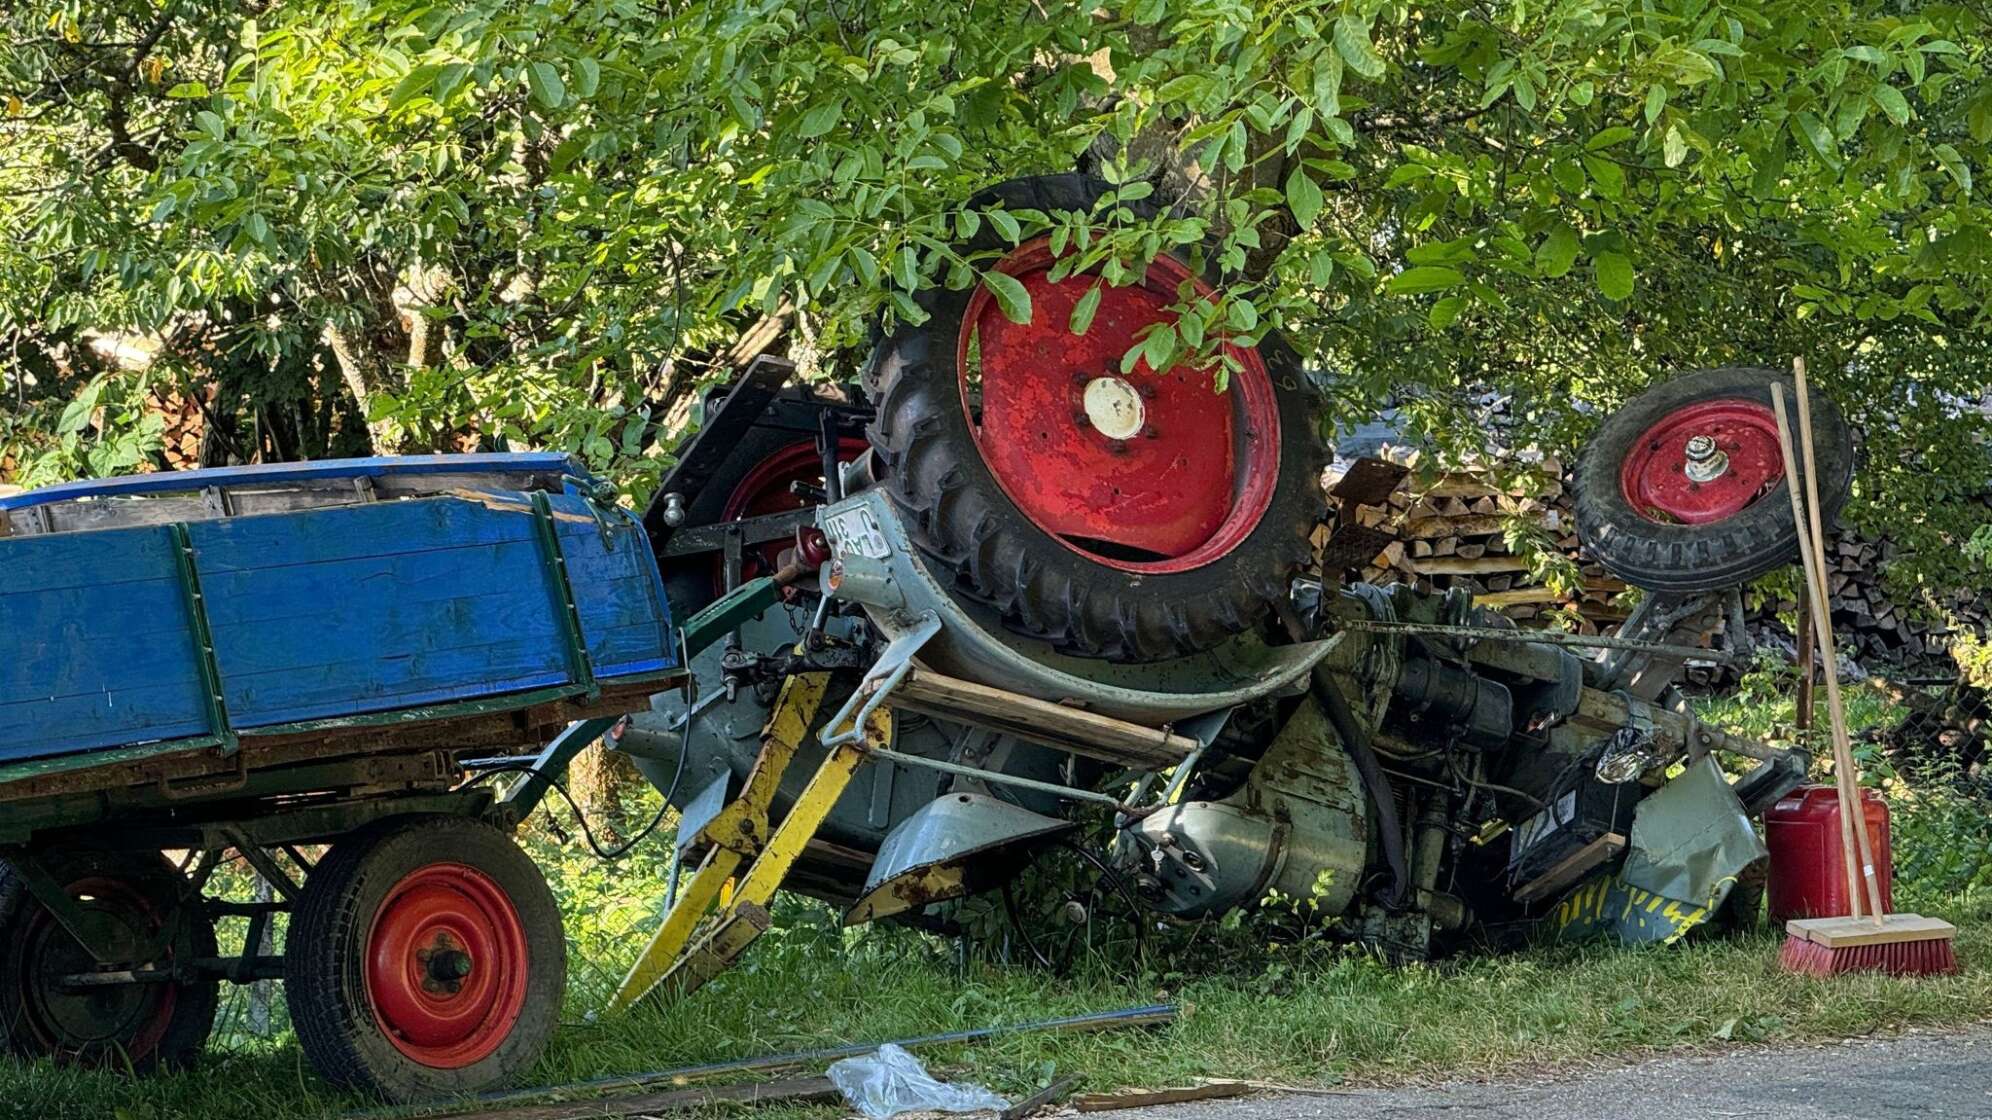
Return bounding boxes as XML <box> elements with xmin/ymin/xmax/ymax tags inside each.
<box><xmin>1772</xmin><ymin>382</ymin><xmax>1863</xmax><ymax>919</ymax></box>
<box><xmin>1792</xmin><ymin>359</ymin><xmax>1888</xmax><ymax>925</ymax></box>
<box><xmin>1795</xmin><ymin>584</ymin><xmax>1815</xmax><ymax>733</ymax></box>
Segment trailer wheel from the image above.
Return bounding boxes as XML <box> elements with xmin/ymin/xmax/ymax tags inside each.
<box><xmin>1574</xmin><ymin>366</ymin><xmax>1855</xmax><ymax>593</ymax></box>
<box><xmin>866</xmin><ymin>173</ymin><xmax>1328</xmax><ymax>662</ymax></box>
<box><xmin>285</xmin><ymin>817</ymin><xmax>565</xmax><ymax>1102</ymax></box>
<box><xmin>0</xmin><ymin>850</ymin><xmax>218</xmax><ymax>1071</ymax></box>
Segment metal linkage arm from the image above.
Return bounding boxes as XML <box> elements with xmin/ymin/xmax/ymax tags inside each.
<box><xmin>609</xmin><ymin>673</ymin><xmax>888</xmax><ymax>1011</ymax></box>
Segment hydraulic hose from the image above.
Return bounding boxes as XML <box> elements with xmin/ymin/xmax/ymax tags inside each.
<box><xmin>1309</xmin><ymin>663</ymin><xmax>1411</xmax><ymax>909</ymax></box>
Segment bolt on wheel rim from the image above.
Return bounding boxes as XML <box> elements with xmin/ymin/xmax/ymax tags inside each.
<box><xmin>364</xmin><ymin>863</ymin><xmax>528</xmax><ymax>1069</ymax></box>
<box><xmin>956</xmin><ymin>237</ymin><xmax>1282</xmax><ymax>573</ymax></box>
<box><xmin>1619</xmin><ymin>398</ymin><xmax>1784</xmax><ymax>525</ymax></box>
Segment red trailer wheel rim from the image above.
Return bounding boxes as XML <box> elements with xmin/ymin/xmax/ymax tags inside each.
<box><xmin>365</xmin><ymin>863</ymin><xmax>528</xmax><ymax>1069</ymax></box>
<box><xmin>1618</xmin><ymin>398</ymin><xmax>1784</xmax><ymax>525</ymax></box>
<box><xmin>18</xmin><ymin>876</ymin><xmax>176</xmax><ymax>1059</ymax></box>
<box><xmin>956</xmin><ymin>238</ymin><xmax>1282</xmax><ymax>573</ymax></box>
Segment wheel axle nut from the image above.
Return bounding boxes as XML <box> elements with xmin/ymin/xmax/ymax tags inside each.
<box><xmin>1682</xmin><ymin>434</ymin><xmax>1729</xmax><ymax>483</ymax></box>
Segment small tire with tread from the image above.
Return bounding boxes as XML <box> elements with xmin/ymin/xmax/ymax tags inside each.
<box><xmin>1573</xmin><ymin>366</ymin><xmax>1854</xmax><ymax>594</ymax></box>
<box><xmin>284</xmin><ymin>816</ymin><xmax>565</xmax><ymax>1102</ymax></box>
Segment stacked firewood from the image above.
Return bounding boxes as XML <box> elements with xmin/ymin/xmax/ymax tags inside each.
<box><xmin>1322</xmin><ymin>456</ymin><xmax>1633</xmax><ymax>633</ymax></box>
<box><xmin>1864</xmin><ymin>678</ymin><xmax>1991</xmax><ymax>782</ymax></box>
<box><xmin>1815</xmin><ymin>530</ymin><xmax>1989</xmax><ymax>665</ymax></box>
<box><xmin>151</xmin><ymin>382</ymin><xmax>207</xmax><ymax>471</ymax></box>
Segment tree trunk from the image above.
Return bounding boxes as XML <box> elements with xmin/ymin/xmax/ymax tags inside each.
<box><xmin>322</xmin><ymin>320</ymin><xmax>402</xmax><ymax>453</ymax></box>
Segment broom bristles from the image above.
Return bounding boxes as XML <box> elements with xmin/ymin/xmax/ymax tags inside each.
<box><xmin>1779</xmin><ymin>933</ymin><xmax>1959</xmax><ymax>977</ymax></box>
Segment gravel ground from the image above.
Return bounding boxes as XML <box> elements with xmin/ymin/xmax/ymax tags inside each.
<box><xmin>1093</xmin><ymin>1027</ymin><xmax>1992</xmax><ymax>1119</ymax></box>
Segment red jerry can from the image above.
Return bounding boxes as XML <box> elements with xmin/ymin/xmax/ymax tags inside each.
<box><xmin>1764</xmin><ymin>785</ymin><xmax>1894</xmax><ymax>922</ymax></box>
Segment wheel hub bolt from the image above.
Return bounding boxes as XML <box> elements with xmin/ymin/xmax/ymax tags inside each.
<box><xmin>418</xmin><ymin>935</ymin><xmax>473</xmax><ymax>993</ymax></box>
<box><xmin>1682</xmin><ymin>434</ymin><xmax>1729</xmax><ymax>483</ymax></box>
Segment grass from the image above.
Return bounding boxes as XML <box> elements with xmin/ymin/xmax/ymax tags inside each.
<box><xmin>7</xmin><ymin>887</ymin><xmax>1992</xmax><ymax>1120</ymax></box>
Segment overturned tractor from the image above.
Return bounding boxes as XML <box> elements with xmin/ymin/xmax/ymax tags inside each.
<box><xmin>611</xmin><ymin>174</ymin><xmax>1852</xmax><ymax>1005</ymax></box>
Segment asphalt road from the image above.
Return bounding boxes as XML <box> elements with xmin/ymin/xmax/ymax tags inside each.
<box><xmin>1102</xmin><ymin>1028</ymin><xmax>1992</xmax><ymax>1119</ymax></box>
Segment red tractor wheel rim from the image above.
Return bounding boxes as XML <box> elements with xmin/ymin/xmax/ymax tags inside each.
<box><xmin>1618</xmin><ymin>398</ymin><xmax>1784</xmax><ymax>525</ymax></box>
<box><xmin>714</xmin><ymin>438</ymin><xmax>866</xmax><ymax>592</ymax></box>
<box><xmin>365</xmin><ymin>863</ymin><xmax>528</xmax><ymax>1069</ymax></box>
<box><xmin>957</xmin><ymin>237</ymin><xmax>1282</xmax><ymax>573</ymax></box>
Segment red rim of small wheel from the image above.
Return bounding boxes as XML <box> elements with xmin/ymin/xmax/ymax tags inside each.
<box><xmin>365</xmin><ymin>863</ymin><xmax>528</xmax><ymax>1070</ymax></box>
<box><xmin>956</xmin><ymin>237</ymin><xmax>1282</xmax><ymax>573</ymax></box>
<box><xmin>714</xmin><ymin>438</ymin><xmax>867</xmax><ymax>592</ymax></box>
<box><xmin>18</xmin><ymin>874</ymin><xmax>177</xmax><ymax>1062</ymax></box>
<box><xmin>1618</xmin><ymin>398</ymin><xmax>1784</xmax><ymax>525</ymax></box>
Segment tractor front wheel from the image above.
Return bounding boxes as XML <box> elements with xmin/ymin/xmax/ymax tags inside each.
<box><xmin>284</xmin><ymin>817</ymin><xmax>565</xmax><ymax>1102</ymax></box>
<box><xmin>1574</xmin><ymin>366</ymin><xmax>1855</xmax><ymax>594</ymax></box>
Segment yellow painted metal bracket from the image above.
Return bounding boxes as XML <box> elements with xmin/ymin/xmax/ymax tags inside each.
<box><xmin>608</xmin><ymin>674</ymin><xmax>889</xmax><ymax>1011</ymax></box>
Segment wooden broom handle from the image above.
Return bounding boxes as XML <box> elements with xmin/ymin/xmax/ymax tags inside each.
<box><xmin>1772</xmin><ymin>382</ymin><xmax>1865</xmax><ymax>919</ymax></box>
<box><xmin>1793</xmin><ymin>359</ymin><xmax>1888</xmax><ymax>923</ymax></box>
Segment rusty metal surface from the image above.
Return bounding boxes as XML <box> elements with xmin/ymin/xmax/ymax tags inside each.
<box><xmin>1328</xmin><ymin>457</ymin><xmax>1410</xmax><ymax>507</ymax></box>
<box><xmin>1316</xmin><ymin>523</ymin><xmax>1397</xmax><ymax>572</ymax></box>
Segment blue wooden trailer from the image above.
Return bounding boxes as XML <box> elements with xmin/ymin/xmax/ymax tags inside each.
<box><xmin>0</xmin><ymin>455</ymin><xmax>686</xmax><ymax>1099</ymax></box>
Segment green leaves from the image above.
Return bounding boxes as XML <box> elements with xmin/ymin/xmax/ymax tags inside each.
<box><xmin>573</xmin><ymin>58</ymin><xmax>602</xmax><ymax>100</ymax></box>
<box><xmin>797</xmin><ymin>100</ymin><xmax>842</xmax><ymax>139</ymax></box>
<box><xmin>1285</xmin><ymin>167</ymin><xmax>1324</xmax><ymax>228</ymax></box>
<box><xmin>1662</xmin><ymin>127</ymin><xmax>1688</xmax><ymax>168</ymax></box>
<box><xmin>1593</xmin><ymin>252</ymin><xmax>1634</xmax><ymax>300</ymax></box>
<box><xmin>1580</xmin><ymin>154</ymin><xmax>1624</xmax><ymax>198</ymax></box>
<box><xmin>983</xmin><ymin>270</ymin><xmax>1032</xmax><ymax>324</ymax></box>
<box><xmin>527</xmin><ymin>61</ymin><xmax>565</xmax><ymax>109</ymax></box>
<box><xmin>1933</xmin><ymin>143</ymin><xmax>1973</xmax><ymax>196</ymax></box>
<box><xmin>1333</xmin><ymin>14</ymin><xmax>1387</xmax><ymax>80</ymax></box>
<box><xmin>1069</xmin><ymin>282</ymin><xmax>1102</xmax><ymax>335</ymax></box>
<box><xmin>1872</xmin><ymin>84</ymin><xmax>1912</xmax><ymax>126</ymax></box>
<box><xmin>1536</xmin><ymin>224</ymin><xmax>1581</xmax><ymax>278</ymax></box>
<box><xmin>1791</xmin><ymin>111</ymin><xmax>1838</xmax><ymax>165</ymax></box>
<box><xmin>1387</xmin><ymin>266</ymin><xmax>1464</xmax><ymax>295</ymax></box>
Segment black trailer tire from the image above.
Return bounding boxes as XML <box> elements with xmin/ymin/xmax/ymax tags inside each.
<box><xmin>284</xmin><ymin>817</ymin><xmax>565</xmax><ymax>1102</ymax></box>
<box><xmin>0</xmin><ymin>850</ymin><xmax>218</xmax><ymax>1072</ymax></box>
<box><xmin>1573</xmin><ymin>366</ymin><xmax>1855</xmax><ymax>594</ymax></box>
<box><xmin>865</xmin><ymin>173</ymin><xmax>1328</xmax><ymax>662</ymax></box>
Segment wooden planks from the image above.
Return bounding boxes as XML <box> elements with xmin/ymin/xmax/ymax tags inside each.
<box><xmin>1512</xmin><ymin>832</ymin><xmax>1627</xmax><ymax>904</ymax></box>
<box><xmin>887</xmin><ymin>669</ymin><xmax>1196</xmax><ymax>770</ymax></box>
<box><xmin>1786</xmin><ymin>913</ymin><xmax>1957</xmax><ymax>948</ymax></box>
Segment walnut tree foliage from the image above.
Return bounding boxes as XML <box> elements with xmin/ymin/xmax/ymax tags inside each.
<box><xmin>1</xmin><ymin>0</ymin><xmax>1988</xmax><ymax>594</ymax></box>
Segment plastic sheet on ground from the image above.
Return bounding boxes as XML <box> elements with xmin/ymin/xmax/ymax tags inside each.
<box><xmin>827</xmin><ymin>1043</ymin><xmax>1010</xmax><ymax>1119</ymax></box>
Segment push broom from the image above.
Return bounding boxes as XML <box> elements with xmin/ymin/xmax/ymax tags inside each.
<box><xmin>1773</xmin><ymin>360</ymin><xmax>1958</xmax><ymax>977</ymax></box>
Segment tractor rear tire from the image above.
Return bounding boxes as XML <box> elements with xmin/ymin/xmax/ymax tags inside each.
<box><xmin>1574</xmin><ymin>366</ymin><xmax>1855</xmax><ymax>594</ymax></box>
<box><xmin>865</xmin><ymin>173</ymin><xmax>1328</xmax><ymax>662</ymax></box>
<box><xmin>285</xmin><ymin>817</ymin><xmax>565</xmax><ymax>1102</ymax></box>
<box><xmin>0</xmin><ymin>850</ymin><xmax>218</xmax><ymax>1072</ymax></box>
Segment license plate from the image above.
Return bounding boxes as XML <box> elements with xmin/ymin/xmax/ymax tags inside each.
<box><xmin>824</xmin><ymin>505</ymin><xmax>890</xmax><ymax>560</ymax></box>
